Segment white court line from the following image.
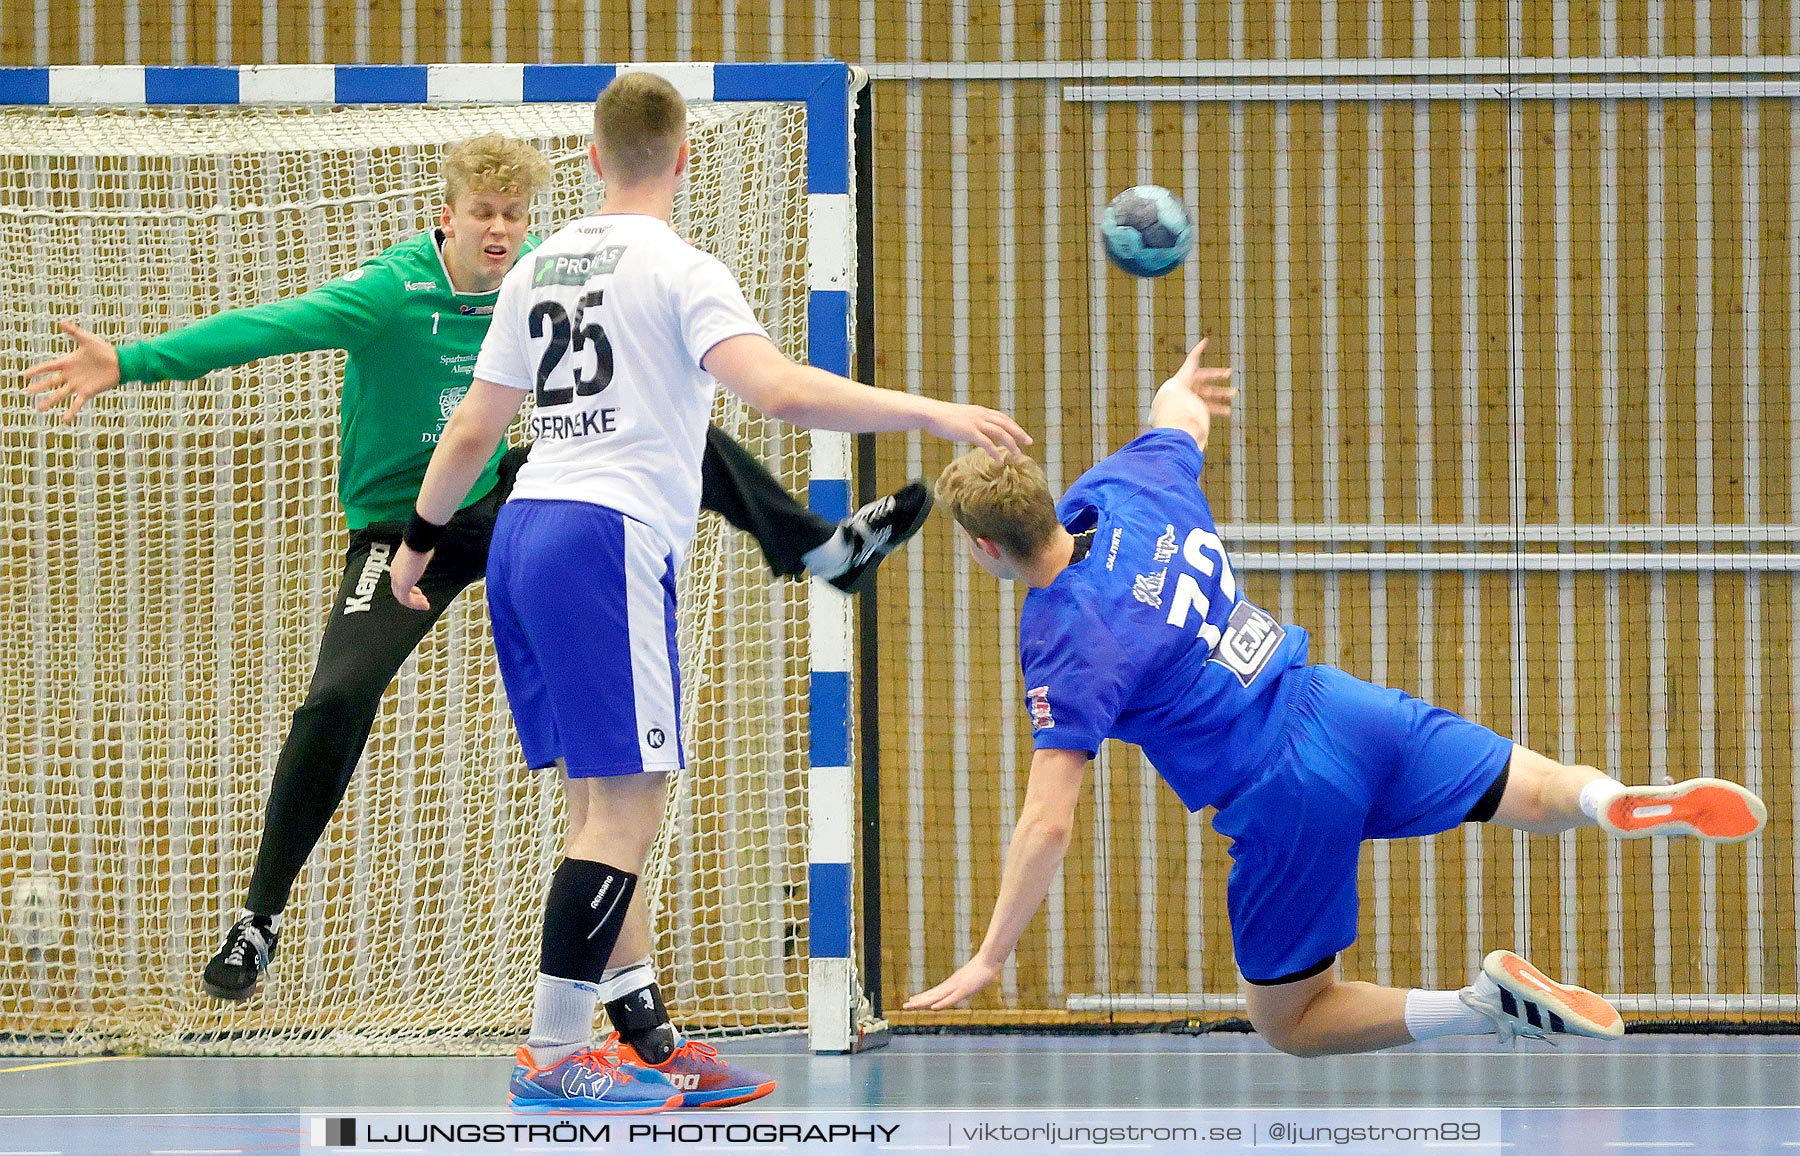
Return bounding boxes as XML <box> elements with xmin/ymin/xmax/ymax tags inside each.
<box><xmin>1604</xmin><ymin>1145</ymin><xmax>1695</xmax><ymax>1150</ymax></box>
<box><xmin>0</xmin><ymin>1057</ymin><xmax>135</xmax><ymax>1075</ymax></box>
<box><xmin>150</xmin><ymin>1151</ymin><xmax>243</xmax><ymax>1155</ymax></box>
<box><xmin>0</xmin><ymin>1151</ymin><xmax>62</xmax><ymax>1155</ymax></box>
<box><xmin>721</xmin><ymin>1045</ymin><xmax>1800</xmax><ymax>1060</ymax></box>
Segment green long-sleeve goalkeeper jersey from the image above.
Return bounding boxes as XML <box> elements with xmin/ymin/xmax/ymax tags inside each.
<box><xmin>115</xmin><ymin>230</ymin><xmax>536</xmax><ymax>529</ymax></box>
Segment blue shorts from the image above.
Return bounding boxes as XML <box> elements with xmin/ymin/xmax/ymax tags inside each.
<box><xmin>1211</xmin><ymin>665</ymin><xmax>1512</xmax><ymax>984</ymax></box>
<box><xmin>486</xmin><ymin>499</ymin><xmax>684</xmax><ymax>778</ymax></box>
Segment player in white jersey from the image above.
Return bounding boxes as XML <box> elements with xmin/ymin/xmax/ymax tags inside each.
<box><xmin>388</xmin><ymin>72</ymin><xmax>1028</xmax><ymax>1114</ymax></box>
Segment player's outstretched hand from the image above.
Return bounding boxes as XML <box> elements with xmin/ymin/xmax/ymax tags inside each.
<box><xmin>1166</xmin><ymin>337</ymin><xmax>1235</xmax><ymax>415</ymax></box>
<box><xmin>389</xmin><ymin>543</ymin><xmax>435</xmax><ymax>612</ymax></box>
<box><xmin>25</xmin><ymin>320</ymin><xmax>122</xmax><ymax>424</ymax></box>
<box><xmin>903</xmin><ymin>956</ymin><xmax>1002</xmax><ymax>1010</ymax></box>
<box><xmin>923</xmin><ymin>401</ymin><xmax>1032</xmax><ymax>462</ymax></box>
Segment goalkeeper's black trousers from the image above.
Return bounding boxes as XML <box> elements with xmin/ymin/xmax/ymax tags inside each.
<box><xmin>243</xmin><ymin>426</ymin><xmax>836</xmax><ymax>916</ymax></box>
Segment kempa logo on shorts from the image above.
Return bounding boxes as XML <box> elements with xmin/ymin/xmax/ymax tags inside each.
<box><xmin>343</xmin><ymin>542</ymin><xmax>392</xmax><ymax>615</ymax></box>
<box><xmin>646</xmin><ymin>727</ymin><xmax>666</xmax><ymax>749</ymax></box>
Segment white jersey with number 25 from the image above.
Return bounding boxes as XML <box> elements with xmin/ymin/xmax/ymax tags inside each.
<box><xmin>474</xmin><ymin>213</ymin><xmax>768</xmax><ymax>561</ymax></box>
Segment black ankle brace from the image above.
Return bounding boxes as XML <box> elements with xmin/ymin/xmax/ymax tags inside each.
<box><xmin>606</xmin><ymin>982</ymin><xmax>677</xmax><ymax>1064</ymax></box>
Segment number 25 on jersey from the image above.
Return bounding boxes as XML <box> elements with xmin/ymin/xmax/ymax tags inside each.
<box><xmin>528</xmin><ymin>289</ymin><xmax>615</xmax><ymax>408</ymax></box>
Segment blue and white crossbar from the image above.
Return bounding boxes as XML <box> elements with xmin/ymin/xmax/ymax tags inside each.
<box><xmin>0</xmin><ymin>60</ymin><xmax>865</xmax><ymax>1053</ymax></box>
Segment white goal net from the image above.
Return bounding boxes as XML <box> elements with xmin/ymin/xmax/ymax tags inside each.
<box><xmin>0</xmin><ymin>99</ymin><xmax>817</xmax><ymax>1054</ymax></box>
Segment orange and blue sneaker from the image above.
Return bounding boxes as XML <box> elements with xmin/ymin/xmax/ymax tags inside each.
<box><xmin>612</xmin><ymin>1033</ymin><xmax>778</xmax><ymax>1108</ymax></box>
<box><xmin>1461</xmin><ymin>949</ymin><xmax>1624</xmax><ymax>1043</ymax></box>
<box><xmin>1598</xmin><ymin>777</ymin><xmax>1767</xmax><ymax>844</ymax></box>
<box><xmin>508</xmin><ymin>1045</ymin><xmax>683</xmax><ymax>1114</ymax></box>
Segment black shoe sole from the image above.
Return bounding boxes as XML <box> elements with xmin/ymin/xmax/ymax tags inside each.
<box><xmin>202</xmin><ymin>979</ymin><xmax>259</xmax><ymax>1001</ymax></box>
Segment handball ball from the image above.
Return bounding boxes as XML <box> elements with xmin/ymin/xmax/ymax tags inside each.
<box><xmin>1100</xmin><ymin>185</ymin><xmax>1194</xmax><ymax>278</ymax></box>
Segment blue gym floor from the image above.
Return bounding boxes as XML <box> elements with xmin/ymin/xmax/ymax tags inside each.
<box><xmin>1</xmin><ymin>1034</ymin><xmax>1795</xmax><ymax>1154</ymax></box>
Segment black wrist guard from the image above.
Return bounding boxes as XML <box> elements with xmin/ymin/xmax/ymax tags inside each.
<box><xmin>401</xmin><ymin>512</ymin><xmax>449</xmax><ymax>553</ymax></box>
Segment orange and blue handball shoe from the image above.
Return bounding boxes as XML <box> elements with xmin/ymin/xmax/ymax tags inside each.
<box><xmin>1599</xmin><ymin>777</ymin><xmax>1767</xmax><ymax>844</ymax></box>
<box><xmin>611</xmin><ymin>1033</ymin><xmax>778</xmax><ymax>1108</ymax></box>
<box><xmin>1460</xmin><ymin>950</ymin><xmax>1624</xmax><ymax>1043</ymax></box>
<box><xmin>508</xmin><ymin>1045</ymin><xmax>683</xmax><ymax>1114</ymax></box>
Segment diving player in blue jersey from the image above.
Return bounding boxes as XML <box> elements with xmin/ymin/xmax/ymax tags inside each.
<box><xmin>909</xmin><ymin>339</ymin><xmax>1769</xmax><ymax>1055</ymax></box>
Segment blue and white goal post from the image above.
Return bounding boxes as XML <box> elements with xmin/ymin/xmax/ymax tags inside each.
<box><xmin>0</xmin><ymin>59</ymin><xmax>879</xmax><ymax>1055</ymax></box>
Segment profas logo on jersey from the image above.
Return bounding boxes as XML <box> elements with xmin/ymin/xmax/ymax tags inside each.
<box><xmin>1026</xmin><ymin>686</ymin><xmax>1055</xmax><ymax>731</ymax></box>
<box><xmin>534</xmin><ymin>246</ymin><xmax>626</xmax><ymax>287</ymax></box>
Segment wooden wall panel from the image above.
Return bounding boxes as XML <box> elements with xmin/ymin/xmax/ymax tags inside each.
<box><xmin>2</xmin><ymin>2</ymin><xmax>1796</xmax><ymax>1026</ymax></box>
<box><xmin>11</xmin><ymin>1</ymin><xmax>1798</xmax><ymax>66</ymax></box>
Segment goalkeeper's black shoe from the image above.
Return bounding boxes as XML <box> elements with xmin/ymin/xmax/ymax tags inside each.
<box><xmin>203</xmin><ymin>914</ymin><xmax>279</xmax><ymax>1001</ymax></box>
<box><xmin>826</xmin><ymin>481</ymin><xmax>934</xmax><ymax>595</ymax></box>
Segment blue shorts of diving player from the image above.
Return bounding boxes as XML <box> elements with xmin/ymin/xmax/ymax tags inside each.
<box><xmin>486</xmin><ymin>499</ymin><xmax>686</xmax><ymax>778</ymax></box>
<box><xmin>1211</xmin><ymin>665</ymin><xmax>1513</xmax><ymax>986</ymax></box>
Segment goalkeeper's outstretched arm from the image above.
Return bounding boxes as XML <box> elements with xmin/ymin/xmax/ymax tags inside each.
<box><xmin>25</xmin><ymin>271</ymin><xmax>390</xmax><ymax>423</ymax></box>
<box><xmin>24</xmin><ymin>320</ymin><xmax>120</xmax><ymax>424</ymax></box>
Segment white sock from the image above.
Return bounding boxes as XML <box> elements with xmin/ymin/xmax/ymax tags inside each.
<box><xmin>596</xmin><ymin>959</ymin><xmax>657</xmax><ymax>1005</ymax></box>
<box><xmin>802</xmin><ymin>528</ymin><xmax>854</xmax><ymax>579</ymax></box>
<box><xmin>527</xmin><ymin>973</ymin><xmax>599</xmax><ymax>1066</ymax></box>
<box><xmin>1404</xmin><ymin>988</ymin><xmax>1497</xmax><ymax>1041</ymax></box>
<box><xmin>1578</xmin><ymin>777</ymin><xmax>1628</xmax><ymax>822</ymax></box>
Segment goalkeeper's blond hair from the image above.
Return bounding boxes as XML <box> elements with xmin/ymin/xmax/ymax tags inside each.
<box><xmin>593</xmin><ymin>72</ymin><xmax>687</xmax><ymax>186</ymax></box>
<box><xmin>444</xmin><ymin>135</ymin><xmax>553</xmax><ymax>205</ymax></box>
<box><xmin>936</xmin><ymin>449</ymin><xmax>1062</xmax><ymax>560</ymax></box>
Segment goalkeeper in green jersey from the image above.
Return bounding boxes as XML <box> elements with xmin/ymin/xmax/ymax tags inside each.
<box><xmin>24</xmin><ymin>134</ymin><xmax>929</xmax><ymax>1002</ymax></box>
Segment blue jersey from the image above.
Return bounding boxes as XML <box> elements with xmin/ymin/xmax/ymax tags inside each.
<box><xmin>1018</xmin><ymin>428</ymin><xmax>1310</xmax><ymax>811</ymax></box>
